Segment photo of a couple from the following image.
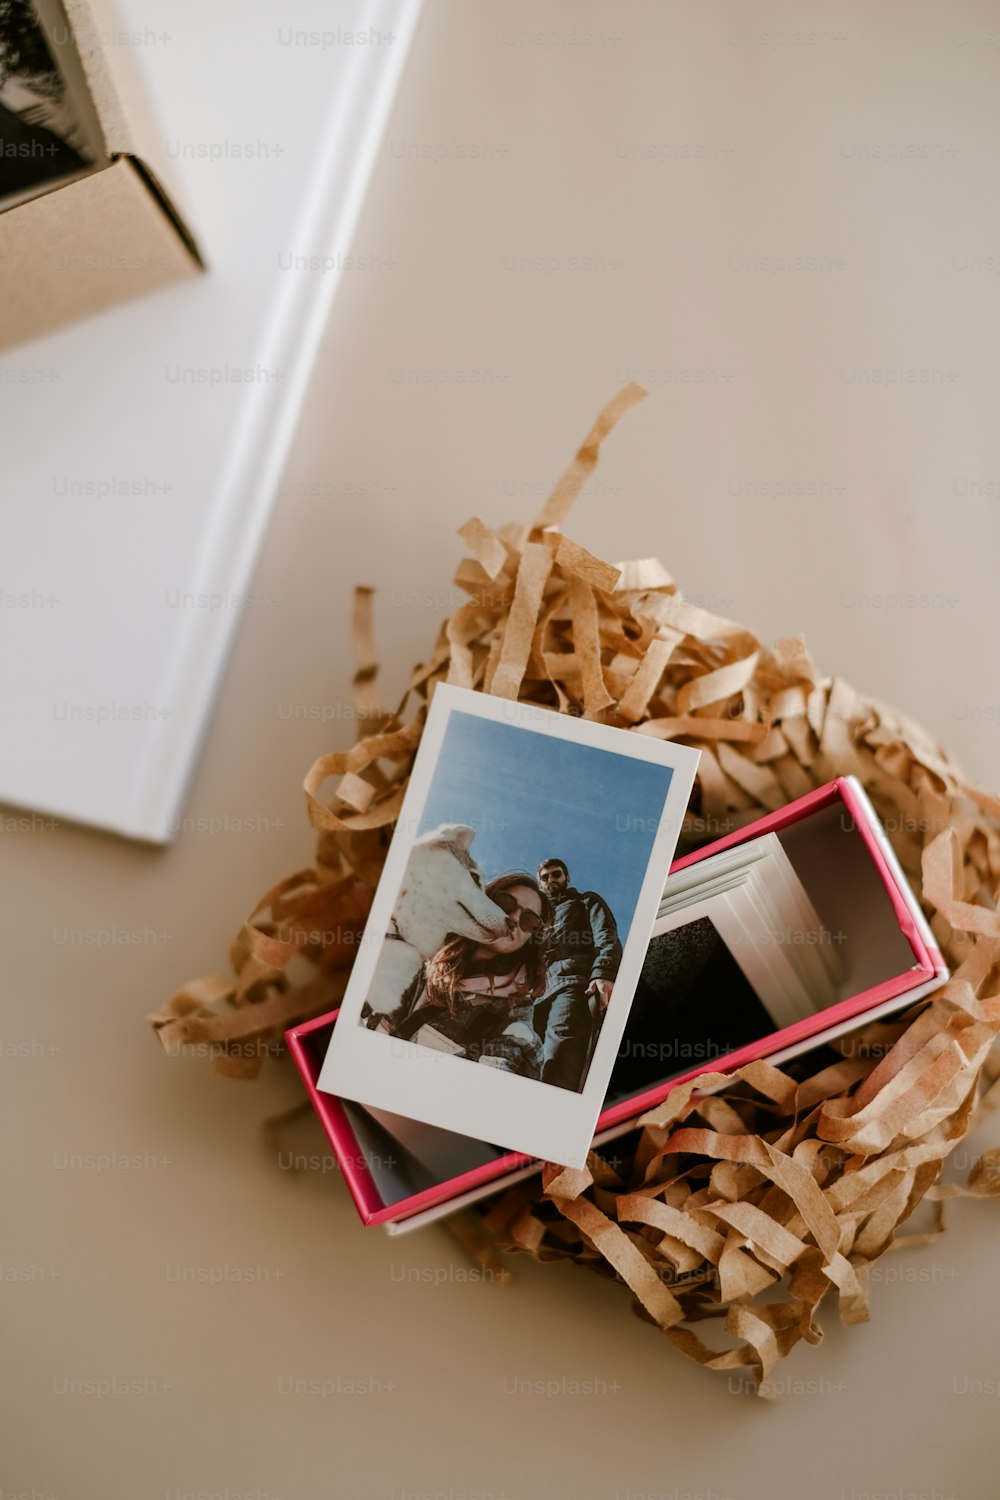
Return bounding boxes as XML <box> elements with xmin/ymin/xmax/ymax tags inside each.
<box><xmin>362</xmin><ymin>845</ymin><xmax>621</xmax><ymax>1094</ymax></box>
<box><xmin>356</xmin><ymin>700</ymin><xmax>675</xmax><ymax>1097</ymax></box>
<box><xmin>325</xmin><ymin>686</ymin><xmax>700</xmax><ymax>1166</ymax></box>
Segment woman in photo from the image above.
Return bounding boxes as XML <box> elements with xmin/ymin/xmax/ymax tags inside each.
<box><xmin>375</xmin><ymin>872</ymin><xmax>553</xmax><ymax>1078</ymax></box>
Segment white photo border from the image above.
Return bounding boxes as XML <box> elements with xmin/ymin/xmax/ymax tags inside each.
<box><xmin>317</xmin><ymin>684</ymin><xmax>701</xmax><ymax>1168</ymax></box>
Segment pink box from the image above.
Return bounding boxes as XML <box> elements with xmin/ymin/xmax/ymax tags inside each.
<box><xmin>287</xmin><ymin>776</ymin><xmax>947</xmax><ymax>1232</ymax></box>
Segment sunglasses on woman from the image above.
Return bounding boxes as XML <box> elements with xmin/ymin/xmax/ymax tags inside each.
<box><xmin>493</xmin><ymin>889</ymin><xmax>544</xmax><ymax>933</ymax></box>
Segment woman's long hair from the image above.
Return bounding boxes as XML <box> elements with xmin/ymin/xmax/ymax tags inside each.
<box><xmin>423</xmin><ymin>872</ymin><xmax>553</xmax><ymax>1015</ymax></box>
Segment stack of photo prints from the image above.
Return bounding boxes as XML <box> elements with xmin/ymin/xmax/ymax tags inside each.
<box><xmin>319</xmin><ymin>685</ymin><xmax>850</xmax><ymax>1179</ymax></box>
<box><xmin>626</xmin><ymin>829</ymin><xmax>844</xmax><ymax>1096</ymax></box>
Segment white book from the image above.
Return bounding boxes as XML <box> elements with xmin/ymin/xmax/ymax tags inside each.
<box><xmin>0</xmin><ymin>0</ymin><xmax>422</xmax><ymax>840</ymax></box>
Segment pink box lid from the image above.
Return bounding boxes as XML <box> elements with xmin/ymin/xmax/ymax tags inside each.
<box><xmin>287</xmin><ymin>777</ymin><xmax>944</xmax><ymax>1226</ymax></box>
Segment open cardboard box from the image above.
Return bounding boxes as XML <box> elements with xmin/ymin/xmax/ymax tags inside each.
<box><xmin>287</xmin><ymin>777</ymin><xmax>947</xmax><ymax>1234</ymax></box>
<box><xmin>0</xmin><ymin>0</ymin><xmax>201</xmax><ymax>350</ymax></box>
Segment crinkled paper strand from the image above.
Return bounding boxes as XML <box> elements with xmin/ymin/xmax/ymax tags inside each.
<box><xmin>148</xmin><ymin>385</ymin><xmax>1000</xmax><ymax>1390</ymax></box>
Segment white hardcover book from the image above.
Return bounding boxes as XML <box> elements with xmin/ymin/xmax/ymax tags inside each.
<box><xmin>0</xmin><ymin>0</ymin><xmax>422</xmax><ymax>840</ymax></box>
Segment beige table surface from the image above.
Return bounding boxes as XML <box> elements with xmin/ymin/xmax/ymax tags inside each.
<box><xmin>4</xmin><ymin>2</ymin><xmax>999</xmax><ymax>1496</ymax></box>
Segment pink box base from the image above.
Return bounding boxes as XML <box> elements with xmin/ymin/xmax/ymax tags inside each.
<box><xmin>287</xmin><ymin>777</ymin><xmax>946</xmax><ymax>1227</ymax></box>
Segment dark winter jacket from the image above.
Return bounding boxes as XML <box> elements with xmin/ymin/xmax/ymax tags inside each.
<box><xmin>542</xmin><ymin>887</ymin><xmax>621</xmax><ymax>991</ymax></box>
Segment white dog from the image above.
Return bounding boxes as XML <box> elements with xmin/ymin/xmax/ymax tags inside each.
<box><xmin>367</xmin><ymin>823</ymin><xmax>510</xmax><ymax>1016</ymax></box>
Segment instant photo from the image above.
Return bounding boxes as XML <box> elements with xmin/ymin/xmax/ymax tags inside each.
<box><xmin>318</xmin><ymin>684</ymin><xmax>701</xmax><ymax>1168</ymax></box>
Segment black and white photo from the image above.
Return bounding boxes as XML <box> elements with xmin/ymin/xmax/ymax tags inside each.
<box><xmin>0</xmin><ymin>0</ymin><xmax>103</xmax><ymax>207</ymax></box>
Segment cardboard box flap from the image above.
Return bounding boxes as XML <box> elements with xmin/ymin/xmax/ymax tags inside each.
<box><xmin>63</xmin><ymin>0</ymin><xmax>200</xmax><ymax>254</ymax></box>
<box><xmin>0</xmin><ymin>157</ymin><xmax>199</xmax><ymax>350</ymax></box>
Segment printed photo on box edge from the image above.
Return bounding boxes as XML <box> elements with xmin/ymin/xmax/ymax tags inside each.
<box><xmin>360</xmin><ymin>704</ymin><xmax>674</xmax><ymax>1095</ymax></box>
<box><xmin>317</xmin><ymin>686</ymin><xmax>701</xmax><ymax>1169</ymax></box>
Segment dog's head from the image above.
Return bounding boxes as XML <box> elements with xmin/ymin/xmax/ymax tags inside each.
<box><xmin>392</xmin><ymin>824</ymin><xmax>510</xmax><ymax>953</ymax></box>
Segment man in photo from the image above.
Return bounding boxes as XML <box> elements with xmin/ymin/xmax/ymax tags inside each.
<box><xmin>535</xmin><ymin>858</ymin><xmax>622</xmax><ymax>1092</ymax></box>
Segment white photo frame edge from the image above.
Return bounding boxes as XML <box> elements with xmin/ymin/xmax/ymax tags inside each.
<box><xmin>317</xmin><ymin>684</ymin><xmax>701</xmax><ymax>1168</ymax></box>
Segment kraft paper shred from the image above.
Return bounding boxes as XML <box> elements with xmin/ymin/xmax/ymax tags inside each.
<box><xmin>148</xmin><ymin>384</ymin><xmax>1000</xmax><ymax>1391</ymax></box>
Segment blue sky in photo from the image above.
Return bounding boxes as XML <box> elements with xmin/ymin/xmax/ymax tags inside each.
<box><xmin>417</xmin><ymin>710</ymin><xmax>673</xmax><ymax>934</ymax></box>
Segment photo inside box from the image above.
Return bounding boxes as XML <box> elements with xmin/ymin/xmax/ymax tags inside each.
<box><xmin>0</xmin><ymin>0</ymin><xmax>107</xmax><ymax>209</ymax></box>
<box><xmin>608</xmin><ymin>917</ymin><xmax>775</xmax><ymax>1097</ymax></box>
<box><xmin>318</xmin><ymin>801</ymin><xmax>918</xmax><ymax>1211</ymax></box>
